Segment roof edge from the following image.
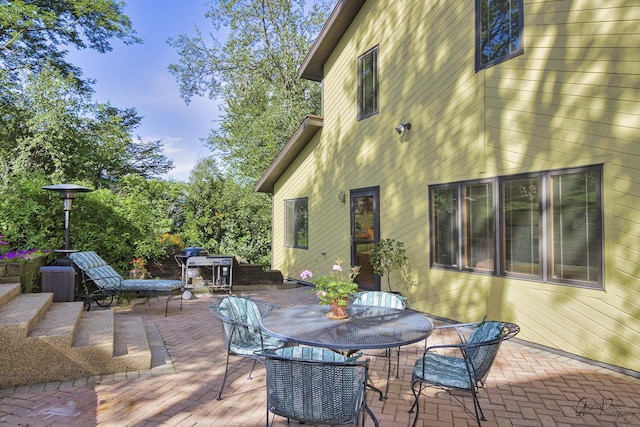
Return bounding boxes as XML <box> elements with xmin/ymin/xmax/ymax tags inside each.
<box><xmin>299</xmin><ymin>0</ymin><xmax>366</xmax><ymax>81</ymax></box>
<box><xmin>255</xmin><ymin>114</ymin><xmax>324</xmax><ymax>193</ymax></box>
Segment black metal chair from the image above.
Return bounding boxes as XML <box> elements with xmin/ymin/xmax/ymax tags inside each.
<box><xmin>259</xmin><ymin>347</ymin><xmax>378</xmax><ymax>427</ymax></box>
<box><xmin>209</xmin><ymin>296</ymin><xmax>289</xmax><ymax>400</ymax></box>
<box><xmin>352</xmin><ymin>291</ymin><xmax>408</xmax><ymax>398</ymax></box>
<box><xmin>409</xmin><ymin>320</ymin><xmax>520</xmax><ymax>426</ymax></box>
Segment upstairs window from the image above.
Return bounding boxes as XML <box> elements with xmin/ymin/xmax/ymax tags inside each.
<box><xmin>357</xmin><ymin>46</ymin><xmax>378</xmax><ymax>120</ymax></box>
<box><xmin>476</xmin><ymin>0</ymin><xmax>524</xmax><ymax>71</ymax></box>
<box><xmin>284</xmin><ymin>198</ymin><xmax>308</xmax><ymax>249</ymax></box>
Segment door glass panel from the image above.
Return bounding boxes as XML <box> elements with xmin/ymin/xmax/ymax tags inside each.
<box><xmin>351</xmin><ymin>190</ymin><xmax>378</xmax><ymax>289</ymax></box>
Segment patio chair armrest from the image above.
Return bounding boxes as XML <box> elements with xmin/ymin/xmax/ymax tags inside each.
<box><xmin>424</xmin><ymin>342</ymin><xmax>466</xmax><ymax>354</ymax></box>
<box><xmin>435</xmin><ymin>317</ymin><xmax>488</xmax><ymax>342</ymax></box>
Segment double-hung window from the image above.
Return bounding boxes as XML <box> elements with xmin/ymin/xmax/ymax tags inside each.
<box><xmin>284</xmin><ymin>198</ymin><xmax>308</xmax><ymax>249</ymax></box>
<box><xmin>430</xmin><ymin>165</ymin><xmax>603</xmax><ymax>288</ymax></box>
<box><xmin>357</xmin><ymin>46</ymin><xmax>379</xmax><ymax>120</ymax></box>
<box><xmin>476</xmin><ymin>0</ymin><xmax>524</xmax><ymax>70</ymax></box>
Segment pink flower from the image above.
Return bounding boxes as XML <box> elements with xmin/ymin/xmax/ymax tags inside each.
<box><xmin>300</xmin><ymin>269</ymin><xmax>313</xmax><ymax>280</ymax></box>
<box><xmin>332</xmin><ymin>264</ymin><xmax>342</xmax><ymax>272</ymax></box>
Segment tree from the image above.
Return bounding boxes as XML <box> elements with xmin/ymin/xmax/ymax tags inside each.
<box><xmin>182</xmin><ymin>157</ymin><xmax>272</xmax><ymax>266</ymax></box>
<box><xmin>0</xmin><ymin>64</ymin><xmax>173</xmax><ymax>185</ymax></box>
<box><xmin>0</xmin><ymin>0</ymin><xmax>140</xmax><ymax>84</ymax></box>
<box><xmin>168</xmin><ymin>0</ymin><xmax>332</xmax><ymax>181</ymax></box>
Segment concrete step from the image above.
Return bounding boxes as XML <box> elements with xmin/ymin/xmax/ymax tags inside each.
<box><xmin>72</xmin><ymin>309</ymin><xmax>114</xmax><ymax>350</ymax></box>
<box><xmin>0</xmin><ymin>282</ymin><xmax>20</xmax><ymax>307</ymax></box>
<box><xmin>0</xmin><ymin>286</ymin><xmax>153</xmax><ymax>388</ymax></box>
<box><xmin>112</xmin><ymin>316</ymin><xmax>152</xmax><ymax>370</ymax></box>
<box><xmin>28</xmin><ymin>302</ymin><xmax>84</xmax><ymax>347</ymax></box>
<box><xmin>0</xmin><ymin>292</ymin><xmax>52</xmax><ymax>341</ymax></box>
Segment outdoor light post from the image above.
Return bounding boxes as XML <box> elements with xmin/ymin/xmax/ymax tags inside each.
<box><xmin>42</xmin><ymin>184</ymin><xmax>92</xmax><ymax>262</ymax></box>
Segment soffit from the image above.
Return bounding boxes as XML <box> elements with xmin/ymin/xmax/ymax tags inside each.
<box><xmin>255</xmin><ymin>115</ymin><xmax>324</xmax><ymax>193</ymax></box>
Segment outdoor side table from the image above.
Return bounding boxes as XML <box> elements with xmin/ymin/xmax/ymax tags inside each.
<box><xmin>40</xmin><ymin>266</ymin><xmax>75</xmax><ymax>302</ymax></box>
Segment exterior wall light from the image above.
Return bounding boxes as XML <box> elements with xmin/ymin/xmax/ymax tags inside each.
<box><xmin>395</xmin><ymin>122</ymin><xmax>411</xmax><ymax>134</ymax></box>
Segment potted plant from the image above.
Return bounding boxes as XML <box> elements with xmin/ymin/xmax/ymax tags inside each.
<box><xmin>301</xmin><ymin>258</ymin><xmax>360</xmax><ymax>320</ymax></box>
<box><xmin>370</xmin><ymin>238</ymin><xmax>408</xmax><ymax>293</ymax></box>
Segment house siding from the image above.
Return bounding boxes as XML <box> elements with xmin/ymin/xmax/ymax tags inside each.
<box><xmin>267</xmin><ymin>0</ymin><xmax>640</xmax><ymax>373</ymax></box>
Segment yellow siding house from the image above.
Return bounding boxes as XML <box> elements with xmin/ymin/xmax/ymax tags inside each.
<box><xmin>256</xmin><ymin>0</ymin><xmax>640</xmax><ymax>374</ymax></box>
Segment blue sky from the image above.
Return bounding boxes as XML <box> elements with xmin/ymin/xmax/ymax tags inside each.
<box><xmin>68</xmin><ymin>1</ymin><xmax>222</xmax><ymax>181</ymax></box>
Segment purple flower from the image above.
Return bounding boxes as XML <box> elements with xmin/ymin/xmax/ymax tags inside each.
<box><xmin>300</xmin><ymin>269</ymin><xmax>313</xmax><ymax>280</ymax></box>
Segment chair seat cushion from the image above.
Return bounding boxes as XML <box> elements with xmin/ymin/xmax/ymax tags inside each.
<box><xmin>275</xmin><ymin>346</ymin><xmax>359</xmax><ymax>362</ymax></box>
<box><xmin>413</xmin><ymin>353</ymin><xmax>472</xmax><ymax>390</ymax></box>
<box><xmin>230</xmin><ymin>333</ymin><xmax>286</xmax><ymax>355</ymax></box>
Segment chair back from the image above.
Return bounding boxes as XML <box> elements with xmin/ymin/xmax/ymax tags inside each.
<box><xmin>212</xmin><ymin>296</ymin><xmax>271</xmax><ymax>351</ymax></box>
<box><xmin>352</xmin><ymin>291</ymin><xmax>407</xmax><ymax>309</ymax></box>
<box><xmin>261</xmin><ymin>351</ymin><xmax>369</xmax><ymax>425</ymax></box>
<box><xmin>464</xmin><ymin>321</ymin><xmax>519</xmax><ymax>384</ymax></box>
<box><xmin>69</xmin><ymin>251</ymin><xmax>123</xmax><ymax>290</ymax></box>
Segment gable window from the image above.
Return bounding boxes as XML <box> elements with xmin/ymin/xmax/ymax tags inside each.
<box><xmin>430</xmin><ymin>165</ymin><xmax>603</xmax><ymax>289</ymax></box>
<box><xmin>284</xmin><ymin>198</ymin><xmax>308</xmax><ymax>249</ymax></box>
<box><xmin>476</xmin><ymin>0</ymin><xmax>524</xmax><ymax>71</ymax></box>
<box><xmin>357</xmin><ymin>46</ymin><xmax>378</xmax><ymax>120</ymax></box>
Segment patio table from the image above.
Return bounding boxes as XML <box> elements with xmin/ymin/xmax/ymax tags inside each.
<box><xmin>261</xmin><ymin>303</ymin><xmax>434</xmax><ymax>350</ymax></box>
<box><xmin>260</xmin><ymin>303</ymin><xmax>434</xmax><ymax>401</ymax></box>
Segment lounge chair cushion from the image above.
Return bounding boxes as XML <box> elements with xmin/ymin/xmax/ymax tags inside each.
<box><xmin>69</xmin><ymin>251</ymin><xmax>183</xmax><ymax>292</ymax></box>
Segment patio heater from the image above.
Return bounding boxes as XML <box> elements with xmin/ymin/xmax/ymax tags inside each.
<box><xmin>42</xmin><ymin>183</ymin><xmax>92</xmax><ymax>264</ymax></box>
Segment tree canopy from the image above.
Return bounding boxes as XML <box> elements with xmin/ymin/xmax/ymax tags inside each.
<box><xmin>1</xmin><ymin>0</ymin><xmax>140</xmax><ymax>83</ymax></box>
<box><xmin>0</xmin><ymin>0</ymin><xmax>176</xmax><ymax>265</ymax></box>
<box><xmin>169</xmin><ymin>0</ymin><xmax>331</xmax><ymax>181</ymax></box>
<box><xmin>0</xmin><ymin>0</ymin><xmax>172</xmax><ymax>185</ymax></box>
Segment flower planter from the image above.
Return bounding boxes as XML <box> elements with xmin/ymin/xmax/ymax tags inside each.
<box><xmin>327</xmin><ymin>297</ymin><xmax>349</xmax><ymax>320</ymax></box>
<box><xmin>0</xmin><ymin>255</ymin><xmax>47</xmax><ymax>293</ymax></box>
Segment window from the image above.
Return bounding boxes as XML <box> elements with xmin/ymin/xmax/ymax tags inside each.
<box><xmin>357</xmin><ymin>46</ymin><xmax>378</xmax><ymax>120</ymax></box>
<box><xmin>502</xmin><ymin>176</ymin><xmax>540</xmax><ymax>277</ymax></box>
<box><xmin>284</xmin><ymin>198</ymin><xmax>308</xmax><ymax>249</ymax></box>
<box><xmin>476</xmin><ymin>0</ymin><xmax>523</xmax><ymax>71</ymax></box>
<box><xmin>464</xmin><ymin>182</ymin><xmax>495</xmax><ymax>271</ymax></box>
<box><xmin>430</xmin><ymin>165</ymin><xmax>603</xmax><ymax>288</ymax></box>
<box><xmin>431</xmin><ymin>186</ymin><xmax>458</xmax><ymax>267</ymax></box>
<box><xmin>549</xmin><ymin>169</ymin><xmax>601</xmax><ymax>284</ymax></box>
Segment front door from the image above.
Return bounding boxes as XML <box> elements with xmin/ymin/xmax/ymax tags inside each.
<box><xmin>350</xmin><ymin>187</ymin><xmax>380</xmax><ymax>290</ymax></box>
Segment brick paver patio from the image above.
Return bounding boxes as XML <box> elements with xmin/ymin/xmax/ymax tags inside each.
<box><xmin>1</xmin><ymin>287</ymin><xmax>638</xmax><ymax>426</ymax></box>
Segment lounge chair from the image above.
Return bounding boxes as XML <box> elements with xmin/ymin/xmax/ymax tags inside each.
<box><xmin>69</xmin><ymin>251</ymin><xmax>184</xmax><ymax>316</ymax></box>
